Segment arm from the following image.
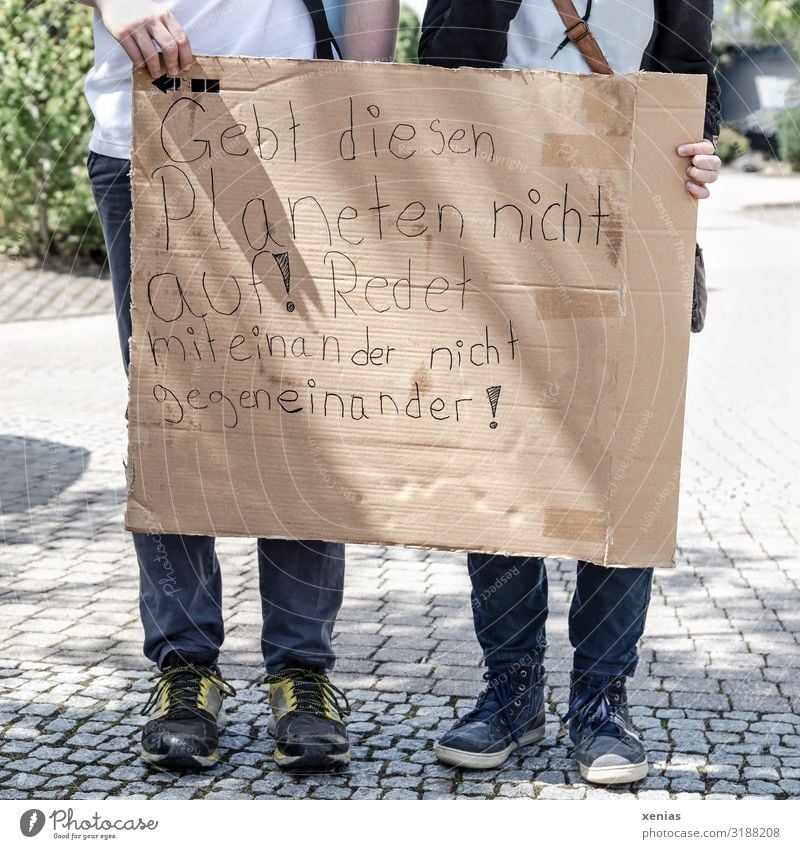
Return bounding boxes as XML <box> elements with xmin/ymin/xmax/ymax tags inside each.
<box><xmin>340</xmin><ymin>0</ymin><xmax>399</xmax><ymax>61</ymax></box>
<box><xmin>76</xmin><ymin>0</ymin><xmax>192</xmax><ymax>78</ymax></box>
<box><xmin>641</xmin><ymin>1</ymin><xmax>721</xmax><ymax>198</ymax></box>
<box><xmin>644</xmin><ymin>0</ymin><xmax>721</xmax><ymax>145</ymax></box>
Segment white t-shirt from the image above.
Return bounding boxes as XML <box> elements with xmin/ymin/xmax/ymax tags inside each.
<box><xmin>506</xmin><ymin>0</ymin><xmax>655</xmax><ymax>73</ymax></box>
<box><xmin>85</xmin><ymin>0</ymin><xmax>317</xmax><ymax>159</ymax></box>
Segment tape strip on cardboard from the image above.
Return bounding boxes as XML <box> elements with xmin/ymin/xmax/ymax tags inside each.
<box><xmin>543</xmin><ymin>506</ymin><xmax>608</xmax><ymax>544</ymax></box>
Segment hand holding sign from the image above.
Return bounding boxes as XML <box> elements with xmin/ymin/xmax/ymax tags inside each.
<box><xmin>97</xmin><ymin>0</ymin><xmax>192</xmax><ymax>78</ymax></box>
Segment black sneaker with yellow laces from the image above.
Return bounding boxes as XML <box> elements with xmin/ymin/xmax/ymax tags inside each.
<box><xmin>140</xmin><ymin>659</ymin><xmax>236</xmax><ymax>770</ymax></box>
<box><xmin>267</xmin><ymin>667</ymin><xmax>350</xmax><ymax>772</ymax></box>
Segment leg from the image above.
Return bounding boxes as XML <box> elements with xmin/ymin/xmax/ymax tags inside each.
<box><xmin>565</xmin><ymin>560</ymin><xmax>654</xmax><ymax>785</ymax></box>
<box><xmin>86</xmin><ymin>151</ymin><xmax>133</xmax><ymax>370</ymax></box>
<box><xmin>258</xmin><ymin>539</ymin><xmax>349</xmax><ymax>771</ymax></box>
<box><xmin>257</xmin><ymin>538</ymin><xmax>345</xmax><ymax>673</ymax></box>
<box><xmin>434</xmin><ymin>553</ymin><xmax>548</xmax><ymax>769</ymax></box>
<box><xmin>88</xmin><ymin>151</ymin><xmax>231</xmax><ymax>769</ymax></box>
<box><xmin>468</xmin><ymin>552</ymin><xmax>548</xmax><ymax>668</ymax></box>
<box><xmin>569</xmin><ymin>560</ymin><xmax>653</xmax><ymax>679</ymax></box>
<box><xmin>136</xmin><ymin>533</ymin><xmax>224</xmax><ymax>669</ymax></box>
<box><xmin>87</xmin><ymin>151</ymin><xmax>223</xmax><ymax>670</ymax></box>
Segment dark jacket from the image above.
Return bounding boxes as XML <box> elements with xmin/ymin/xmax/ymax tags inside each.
<box><xmin>418</xmin><ymin>0</ymin><xmax>721</xmax><ymax>143</ymax></box>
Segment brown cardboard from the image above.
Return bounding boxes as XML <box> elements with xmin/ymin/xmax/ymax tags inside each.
<box><xmin>126</xmin><ymin>57</ymin><xmax>706</xmax><ymax>567</ymax></box>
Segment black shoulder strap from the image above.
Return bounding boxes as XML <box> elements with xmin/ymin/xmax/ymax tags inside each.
<box><xmin>302</xmin><ymin>0</ymin><xmax>341</xmax><ymax>60</ymax></box>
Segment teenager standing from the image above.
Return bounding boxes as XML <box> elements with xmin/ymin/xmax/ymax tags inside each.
<box><xmin>82</xmin><ymin>0</ymin><xmax>397</xmax><ymax>772</ymax></box>
<box><xmin>419</xmin><ymin>0</ymin><xmax>721</xmax><ymax>784</ymax></box>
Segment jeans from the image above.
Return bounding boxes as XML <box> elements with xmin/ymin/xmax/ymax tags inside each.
<box><xmin>88</xmin><ymin>150</ymin><xmax>345</xmax><ymax>673</ymax></box>
<box><xmin>468</xmin><ymin>554</ymin><xmax>653</xmax><ymax>679</ymax></box>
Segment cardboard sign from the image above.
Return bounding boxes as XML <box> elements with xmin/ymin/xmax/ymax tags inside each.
<box><xmin>126</xmin><ymin>57</ymin><xmax>705</xmax><ymax>567</ymax></box>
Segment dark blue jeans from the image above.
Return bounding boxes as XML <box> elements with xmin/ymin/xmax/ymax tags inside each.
<box><xmin>469</xmin><ymin>555</ymin><xmax>653</xmax><ymax>679</ymax></box>
<box><xmin>88</xmin><ymin>150</ymin><xmax>345</xmax><ymax>673</ymax></box>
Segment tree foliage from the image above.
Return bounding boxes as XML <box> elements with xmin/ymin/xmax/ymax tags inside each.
<box><xmin>730</xmin><ymin>0</ymin><xmax>800</xmax><ymax>52</ymax></box>
<box><xmin>0</xmin><ymin>0</ymin><xmax>104</xmax><ymax>261</ymax></box>
<box><xmin>395</xmin><ymin>3</ymin><xmax>420</xmax><ymax>64</ymax></box>
<box><xmin>777</xmin><ymin>106</ymin><xmax>800</xmax><ymax>170</ymax></box>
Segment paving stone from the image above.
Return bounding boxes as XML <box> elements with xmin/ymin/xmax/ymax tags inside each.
<box><xmin>747</xmin><ymin>780</ymin><xmax>782</xmax><ymax>796</ymax></box>
<box><xmin>41</xmin><ymin>762</ymin><xmax>77</xmax><ymax>776</ymax></box>
<box><xmin>703</xmin><ymin>764</ymin><xmax>739</xmax><ymax>780</ymax></box>
<box><xmin>496</xmin><ymin>782</ymin><xmax>535</xmax><ymax>798</ymax></box>
<box><xmin>310</xmin><ymin>785</ymin><xmax>353</xmax><ymax>799</ymax></box>
<box><xmin>385</xmin><ymin>761</ymin><xmax>423</xmax><ymax>776</ymax></box>
<box><xmin>669</xmin><ymin>777</ymin><xmax>706</xmax><ymax>792</ymax></box>
<box><xmin>151</xmin><ymin>787</ymin><xmax>197</xmax><ymax>800</ymax></box>
<box><xmin>11</xmin><ymin>774</ymin><xmax>48</xmax><ymax>790</ymax></box>
<box><xmin>80</xmin><ymin>779</ymin><xmax>121</xmax><ymax>792</ymax></box>
<box><xmin>537</xmin><ymin>786</ymin><xmax>586</xmax><ymax>799</ymax></box>
<box><xmin>382</xmin><ymin>776</ymin><xmax>422</xmax><ymax>790</ymax></box>
<box><xmin>459</xmin><ymin>782</ymin><xmax>495</xmax><ymax>795</ymax></box>
<box><xmin>744</xmin><ymin>766</ymin><xmax>780</xmax><ymax>781</ymax></box>
<box><xmin>45</xmin><ymin>776</ymin><xmax>77</xmax><ymax>789</ymax></box>
<box><xmin>109</xmin><ymin>766</ymin><xmax>148</xmax><ymax>781</ymax></box>
<box><xmin>352</xmin><ymin>788</ymin><xmax>382</xmax><ymax>799</ymax></box>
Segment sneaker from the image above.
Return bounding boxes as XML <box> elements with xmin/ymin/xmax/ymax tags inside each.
<box><xmin>434</xmin><ymin>663</ymin><xmax>546</xmax><ymax>769</ymax></box>
<box><xmin>140</xmin><ymin>660</ymin><xmax>236</xmax><ymax>770</ymax></box>
<box><xmin>564</xmin><ymin>672</ymin><xmax>648</xmax><ymax>785</ymax></box>
<box><xmin>267</xmin><ymin>667</ymin><xmax>350</xmax><ymax>772</ymax></box>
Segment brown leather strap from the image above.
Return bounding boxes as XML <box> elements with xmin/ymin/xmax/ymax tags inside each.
<box><xmin>550</xmin><ymin>0</ymin><xmax>612</xmax><ymax>75</ymax></box>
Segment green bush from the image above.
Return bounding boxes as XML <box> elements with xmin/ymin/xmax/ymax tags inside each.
<box><xmin>0</xmin><ymin>0</ymin><xmax>104</xmax><ymax>262</ymax></box>
<box><xmin>777</xmin><ymin>106</ymin><xmax>800</xmax><ymax>172</ymax></box>
<box><xmin>395</xmin><ymin>3</ymin><xmax>420</xmax><ymax>64</ymax></box>
<box><xmin>715</xmin><ymin>126</ymin><xmax>751</xmax><ymax>164</ymax></box>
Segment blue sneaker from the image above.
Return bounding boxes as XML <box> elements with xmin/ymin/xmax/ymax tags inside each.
<box><xmin>564</xmin><ymin>673</ymin><xmax>648</xmax><ymax>785</ymax></box>
<box><xmin>435</xmin><ymin>663</ymin><xmax>546</xmax><ymax>769</ymax></box>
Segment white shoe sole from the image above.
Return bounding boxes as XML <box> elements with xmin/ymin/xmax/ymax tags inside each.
<box><xmin>434</xmin><ymin>724</ymin><xmax>546</xmax><ymax>769</ymax></box>
<box><xmin>141</xmin><ymin>749</ymin><xmax>219</xmax><ymax>769</ymax></box>
<box><xmin>579</xmin><ymin>758</ymin><xmax>648</xmax><ymax>785</ymax></box>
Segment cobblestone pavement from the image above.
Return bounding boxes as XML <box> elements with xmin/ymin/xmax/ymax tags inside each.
<box><xmin>1</xmin><ymin>172</ymin><xmax>799</xmax><ymax>801</ymax></box>
<box><xmin>0</xmin><ymin>257</ymin><xmax>114</xmax><ymax>324</ymax></box>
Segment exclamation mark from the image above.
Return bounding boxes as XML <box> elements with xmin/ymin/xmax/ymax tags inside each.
<box><xmin>486</xmin><ymin>385</ymin><xmax>501</xmax><ymax>429</ymax></box>
<box><xmin>272</xmin><ymin>252</ymin><xmax>294</xmax><ymax>312</ymax></box>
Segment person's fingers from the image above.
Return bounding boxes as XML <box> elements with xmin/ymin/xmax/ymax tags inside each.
<box><xmin>117</xmin><ymin>32</ymin><xmax>146</xmax><ymax>70</ymax></box>
<box><xmin>685</xmin><ymin>180</ymin><xmax>710</xmax><ymax>199</ymax></box>
<box><xmin>132</xmin><ymin>27</ymin><xmax>163</xmax><ymax>78</ymax></box>
<box><xmin>676</xmin><ymin>140</ymin><xmax>715</xmax><ymax>157</ymax></box>
<box><xmin>687</xmin><ymin>165</ymin><xmax>718</xmax><ymax>184</ymax></box>
<box><xmin>148</xmin><ymin>21</ymin><xmax>179</xmax><ymax>75</ymax></box>
<box><xmin>165</xmin><ymin>12</ymin><xmax>193</xmax><ymax>71</ymax></box>
<box><xmin>692</xmin><ymin>153</ymin><xmax>721</xmax><ymax>172</ymax></box>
